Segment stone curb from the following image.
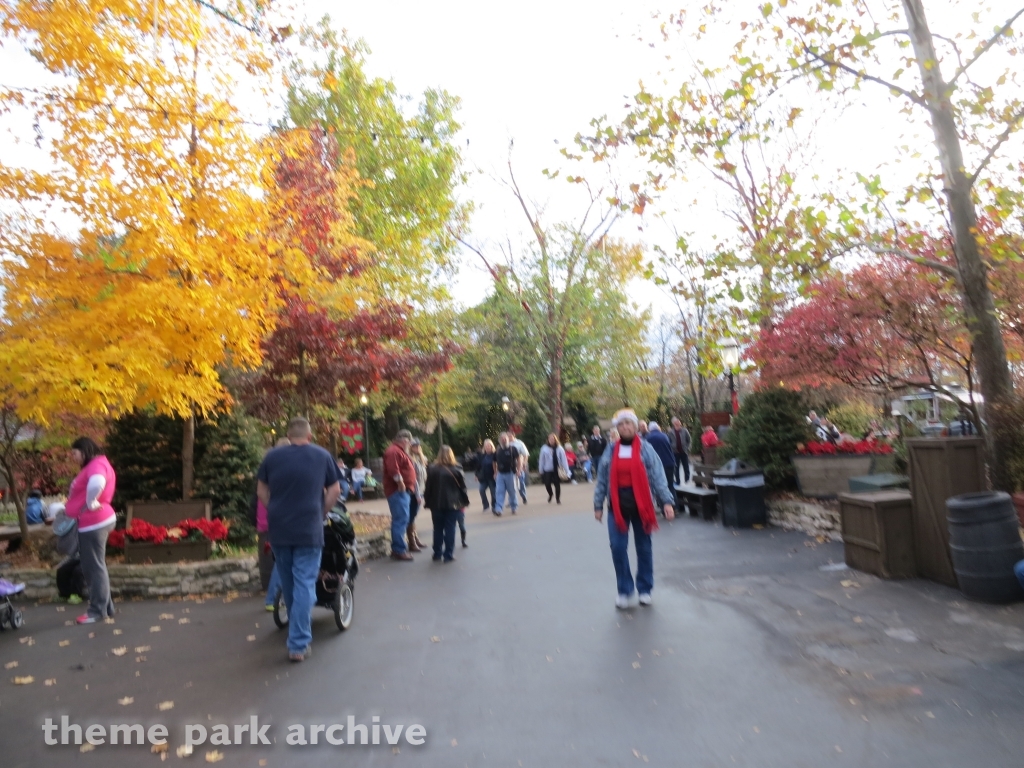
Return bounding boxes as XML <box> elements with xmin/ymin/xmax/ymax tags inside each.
<box><xmin>4</xmin><ymin>531</ymin><xmax>390</xmax><ymax>601</ymax></box>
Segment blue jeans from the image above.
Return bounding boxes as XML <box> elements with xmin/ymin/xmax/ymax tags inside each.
<box><xmin>339</xmin><ymin>479</ymin><xmax>350</xmax><ymax>500</ymax></box>
<box><xmin>516</xmin><ymin>470</ymin><xmax>528</xmax><ymax>502</ymax></box>
<box><xmin>387</xmin><ymin>491</ymin><xmax>411</xmax><ymax>554</ymax></box>
<box><xmin>607</xmin><ymin>510</ymin><xmax>653</xmax><ymax>597</ymax></box>
<box><xmin>1015</xmin><ymin>559</ymin><xmax>1024</xmax><ymax>590</ymax></box>
<box><xmin>494</xmin><ymin>472</ymin><xmax>518</xmax><ymax>514</ymax></box>
<box><xmin>352</xmin><ymin>479</ymin><xmax>365</xmax><ymax>500</ymax></box>
<box><xmin>272</xmin><ymin>545</ymin><xmax>320</xmax><ymax>654</ymax></box>
<box><xmin>478</xmin><ymin>477</ymin><xmax>495</xmax><ymax>510</ymax></box>
<box><xmin>431</xmin><ymin>508</ymin><xmax>458</xmax><ymax>560</ymax></box>
<box><xmin>265</xmin><ymin>563</ymin><xmax>281</xmax><ymax>607</ymax></box>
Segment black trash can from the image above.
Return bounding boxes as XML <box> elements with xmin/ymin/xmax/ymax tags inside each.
<box><xmin>713</xmin><ymin>459</ymin><xmax>766</xmax><ymax>528</ymax></box>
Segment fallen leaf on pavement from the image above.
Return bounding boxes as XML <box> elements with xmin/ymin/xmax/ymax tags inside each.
<box><xmin>632</xmin><ymin>661</ymin><xmax>641</xmax><ymax>669</ymax></box>
<box><xmin>247</xmin><ymin>635</ymin><xmax>256</xmax><ymax>642</ymax></box>
<box><xmin>430</xmin><ymin>636</ymin><xmax>441</xmax><ymax>643</ymax></box>
<box><xmin>178</xmin><ymin>618</ymin><xmax>190</xmax><ymax>624</ymax></box>
<box><xmin>176</xmin><ymin>745</ymin><xmax>192</xmax><ymax>757</ymax></box>
<box><xmin>158</xmin><ymin>700</ymin><xmax>174</xmax><ymax>711</ymax></box>
<box><xmin>4</xmin><ymin>661</ymin><xmax>18</xmax><ymax>669</ymax></box>
<box><xmin>111</xmin><ymin>646</ymin><xmax>127</xmax><ymax>656</ymax></box>
<box><xmin>19</xmin><ymin>636</ymin><xmax>33</xmax><ymax>645</ymax></box>
<box><xmin>58</xmin><ymin>640</ymin><xmax>70</xmax><ymax>647</ymax></box>
<box><xmin>135</xmin><ymin>645</ymin><xmax>151</xmax><ymax>653</ymax></box>
<box><xmin>450</xmin><ymin>738</ymin><xmax>458</xmax><ymax>747</ymax></box>
<box><xmin>118</xmin><ymin>696</ymin><xmax>134</xmax><ymax>705</ymax></box>
<box><xmin>151</xmin><ymin>743</ymin><xmax>168</xmax><ymax>754</ymax></box>
<box><xmin>159</xmin><ymin>613</ymin><xmax>175</xmax><ymax>620</ymax></box>
<box><xmin>44</xmin><ymin>678</ymin><xmax>56</xmax><ymax>686</ymax></box>
<box><xmin>12</xmin><ymin>676</ymin><xmax>34</xmax><ymax>684</ymax></box>
<box><xmin>136</xmin><ymin>656</ymin><xmax>147</xmax><ymax>662</ymax></box>
<box><xmin>88</xmin><ymin>633</ymin><xmax>95</xmax><ymax>638</ymax></box>
<box><xmin>55</xmin><ymin>606</ymin><xmax>64</xmax><ymax>612</ymax></box>
<box><xmin>80</xmin><ymin>743</ymin><xmax>94</xmax><ymax>752</ymax></box>
<box><xmin>205</xmin><ymin>750</ymin><xmax>224</xmax><ymax>763</ymax></box>
<box><xmin>840</xmin><ymin>580</ymin><xmax>861</xmax><ymax>589</ymax></box>
<box><xmin>113</xmin><ymin>629</ymin><xmax>123</xmax><ymax>635</ymax></box>
<box><xmin>150</xmin><ymin>626</ymin><xmax>161</xmax><ymax>633</ymax></box>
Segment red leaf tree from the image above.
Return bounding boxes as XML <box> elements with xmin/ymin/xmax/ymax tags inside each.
<box><xmin>752</xmin><ymin>256</ymin><xmax>977</xmax><ymax>421</ymax></box>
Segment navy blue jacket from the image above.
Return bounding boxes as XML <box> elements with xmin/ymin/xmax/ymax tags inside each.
<box><xmin>646</xmin><ymin>430</ymin><xmax>676</xmax><ymax>475</ymax></box>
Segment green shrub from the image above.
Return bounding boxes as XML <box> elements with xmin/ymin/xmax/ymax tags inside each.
<box><xmin>721</xmin><ymin>388</ymin><xmax>813</xmax><ymax>490</ymax></box>
<box><xmin>194</xmin><ymin>410</ymin><xmax>265</xmax><ymax>545</ymax></box>
<box><xmin>826</xmin><ymin>401</ymin><xmax>877</xmax><ymax>438</ymax></box>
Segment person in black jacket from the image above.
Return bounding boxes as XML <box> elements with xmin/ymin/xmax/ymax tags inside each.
<box><xmin>586</xmin><ymin>425</ymin><xmax>607</xmax><ymax>474</ymax></box>
<box><xmin>424</xmin><ymin>445</ymin><xmax>470</xmax><ymax>562</ymax></box>
<box><xmin>475</xmin><ymin>440</ymin><xmax>497</xmax><ymax>511</ymax></box>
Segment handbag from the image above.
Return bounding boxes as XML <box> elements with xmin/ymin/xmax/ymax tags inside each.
<box><xmin>444</xmin><ymin>467</ymin><xmax>471</xmax><ymax>508</ymax></box>
<box><xmin>52</xmin><ymin>507</ymin><xmax>79</xmax><ymax>557</ymax></box>
<box><xmin>556</xmin><ymin>447</ymin><xmax>570</xmax><ymax>482</ymax></box>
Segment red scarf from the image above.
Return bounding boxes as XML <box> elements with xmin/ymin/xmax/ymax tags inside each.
<box><xmin>609</xmin><ymin>440</ymin><xmax>659</xmax><ymax>535</ymax></box>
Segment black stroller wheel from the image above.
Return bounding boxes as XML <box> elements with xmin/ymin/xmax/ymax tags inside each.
<box><xmin>333</xmin><ymin>583</ymin><xmax>353</xmax><ymax>631</ymax></box>
<box><xmin>273</xmin><ymin>591</ymin><xmax>288</xmax><ymax>629</ymax></box>
<box><xmin>10</xmin><ymin>609</ymin><xmax>24</xmax><ymax>629</ymax></box>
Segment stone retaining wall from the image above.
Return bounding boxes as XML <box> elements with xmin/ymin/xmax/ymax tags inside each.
<box><xmin>767</xmin><ymin>498</ymin><xmax>843</xmax><ymax>542</ymax></box>
<box><xmin>5</xmin><ymin>531</ymin><xmax>389</xmax><ymax>601</ymax></box>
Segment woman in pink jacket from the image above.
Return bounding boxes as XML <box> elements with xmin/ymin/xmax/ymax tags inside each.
<box><xmin>66</xmin><ymin>437</ymin><xmax>117</xmax><ymax>625</ymax></box>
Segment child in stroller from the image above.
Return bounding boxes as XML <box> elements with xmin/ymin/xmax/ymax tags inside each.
<box><xmin>273</xmin><ymin>500</ymin><xmax>358</xmax><ymax>632</ymax></box>
<box><xmin>0</xmin><ymin>578</ymin><xmax>26</xmax><ymax>630</ymax></box>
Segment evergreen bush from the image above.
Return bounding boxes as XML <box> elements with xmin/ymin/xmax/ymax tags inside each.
<box><xmin>194</xmin><ymin>410</ymin><xmax>265</xmax><ymax>545</ymax></box>
<box><xmin>721</xmin><ymin>388</ymin><xmax>813</xmax><ymax>490</ymax></box>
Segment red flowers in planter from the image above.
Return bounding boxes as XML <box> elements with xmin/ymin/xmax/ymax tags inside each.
<box><xmin>797</xmin><ymin>439</ymin><xmax>893</xmax><ymax>456</ymax></box>
<box><xmin>107</xmin><ymin>517</ymin><xmax>230</xmax><ymax>551</ymax></box>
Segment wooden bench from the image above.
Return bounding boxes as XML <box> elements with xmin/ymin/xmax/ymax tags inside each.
<box><xmin>691</xmin><ymin>463</ymin><xmax>719</xmax><ymax>489</ymax></box>
<box><xmin>0</xmin><ymin>523</ymin><xmax>46</xmax><ymax>542</ymax></box>
<box><xmin>677</xmin><ymin>486</ymin><xmax>719</xmax><ymax>521</ymax></box>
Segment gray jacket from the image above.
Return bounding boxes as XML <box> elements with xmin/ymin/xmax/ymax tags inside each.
<box><xmin>593</xmin><ymin>439</ymin><xmax>675</xmax><ymax>511</ymax></box>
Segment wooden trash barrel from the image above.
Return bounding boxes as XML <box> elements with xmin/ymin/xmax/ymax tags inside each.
<box><xmin>945</xmin><ymin>492</ymin><xmax>1024</xmax><ymax>603</ymax></box>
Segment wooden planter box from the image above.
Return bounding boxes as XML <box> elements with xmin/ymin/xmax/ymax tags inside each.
<box><xmin>126</xmin><ymin>499</ymin><xmax>211</xmax><ymax>526</ymax></box>
<box><xmin>124</xmin><ymin>539</ymin><xmax>212</xmax><ymax>564</ymax></box>
<box><xmin>792</xmin><ymin>454</ymin><xmax>875</xmax><ymax>498</ymax></box>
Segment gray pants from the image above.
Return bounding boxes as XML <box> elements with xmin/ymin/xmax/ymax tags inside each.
<box><xmin>79</xmin><ymin>523</ymin><xmax>115</xmax><ymax>620</ymax></box>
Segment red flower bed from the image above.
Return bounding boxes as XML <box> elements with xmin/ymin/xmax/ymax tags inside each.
<box><xmin>797</xmin><ymin>439</ymin><xmax>893</xmax><ymax>456</ymax></box>
<box><xmin>107</xmin><ymin>517</ymin><xmax>229</xmax><ymax>551</ymax></box>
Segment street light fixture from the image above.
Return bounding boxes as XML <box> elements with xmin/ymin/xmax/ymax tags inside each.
<box><xmin>720</xmin><ymin>337</ymin><xmax>740</xmax><ymax>415</ymax></box>
<box><xmin>359</xmin><ymin>388</ymin><xmax>370</xmax><ymax>465</ymax></box>
<box><xmin>500</xmin><ymin>395</ymin><xmax>512</xmax><ymax>430</ymax></box>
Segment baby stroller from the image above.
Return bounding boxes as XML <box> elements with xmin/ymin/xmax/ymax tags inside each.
<box><xmin>0</xmin><ymin>578</ymin><xmax>26</xmax><ymax>630</ymax></box>
<box><xmin>273</xmin><ymin>502</ymin><xmax>358</xmax><ymax>632</ymax></box>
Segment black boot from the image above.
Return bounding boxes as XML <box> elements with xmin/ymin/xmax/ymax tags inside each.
<box><xmin>461</xmin><ymin>532</ymin><xmax>468</xmax><ymax>548</ymax></box>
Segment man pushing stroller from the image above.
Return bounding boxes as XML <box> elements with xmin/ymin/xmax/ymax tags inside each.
<box><xmin>257</xmin><ymin>418</ymin><xmax>342</xmax><ymax>662</ymax></box>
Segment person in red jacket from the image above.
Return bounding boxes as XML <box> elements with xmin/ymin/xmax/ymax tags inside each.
<box><xmin>383</xmin><ymin>429</ymin><xmax>417</xmax><ymax>561</ymax></box>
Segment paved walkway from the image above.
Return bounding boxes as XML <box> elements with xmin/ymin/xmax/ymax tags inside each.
<box><xmin>2</xmin><ymin>482</ymin><xmax>1023</xmax><ymax>766</ymax></box>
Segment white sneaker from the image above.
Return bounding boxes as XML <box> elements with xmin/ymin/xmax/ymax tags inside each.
<box><xmin>638</xmin><ymin>593</ymin><xmax>652</xmax><ymax>606</ymax></box>
<box><xmin>615</xmin><ymin>594</ymin><xmax>630</xmax><ymax>610</ymax></box>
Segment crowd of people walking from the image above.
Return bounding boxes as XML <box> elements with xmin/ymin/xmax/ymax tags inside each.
<box><xmin>38</xmin><ymin>408</ymin><xmax>702</xmax><ymax>663</ymax></box>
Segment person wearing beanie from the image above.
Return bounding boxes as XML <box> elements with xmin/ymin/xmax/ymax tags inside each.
<box><xmin>593</xmin><ymin>409</ymin><xmax>676</xmax><ymax>609</ymax></box>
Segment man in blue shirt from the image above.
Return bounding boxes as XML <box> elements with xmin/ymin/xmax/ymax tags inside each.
<box><xmin>257</xmin><ymin>417</ymin><xmax>341</xmax><ymax>662</ymax></box>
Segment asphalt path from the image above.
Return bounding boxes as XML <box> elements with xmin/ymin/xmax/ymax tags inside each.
<box><xmin>1</xmin><ymin>481</ymin><xmax>1022</xmax><ymax>767</ymax></box>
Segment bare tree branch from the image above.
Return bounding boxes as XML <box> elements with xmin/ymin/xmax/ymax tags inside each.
<box><xmin>950</xmin><ymin>7</ymin><xmax>1024</xmax><ymax>84</ymax></box>
<box><xmin>803</xmin><ymin>47</ymin><xmax>927</xmax><ymax>106</ymax></box>
<box><xmin>967</xmin><ymin>104</ymin><xmax>1024</xmax><ymax>187</ymax></box>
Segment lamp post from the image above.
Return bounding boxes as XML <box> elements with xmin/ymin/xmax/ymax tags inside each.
<box><xmin>720</xmin><ymin>337</ymin><xmax>740</xmax><ymax>415</ymax></box>
<box><xmin>501</xmin><ymin>395</ymin><xmax>511</xmax><ymax>430</ymax></box>
<box><xmin>359</xmin><ymin>388</ymin><xmax>370</xmax><ymax>465</ymax></box>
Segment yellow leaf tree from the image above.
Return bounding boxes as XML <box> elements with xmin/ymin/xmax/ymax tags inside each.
<box><xmin>0</xmin><ymin>1</ymin><xmax>299</xmax><ymax>498</ymax></box>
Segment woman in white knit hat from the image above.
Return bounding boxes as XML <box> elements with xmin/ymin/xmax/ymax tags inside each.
<box><xmin>593</xmin><ymin>409</ymin><xmax>676</xmax><ymax>609</ymax></box>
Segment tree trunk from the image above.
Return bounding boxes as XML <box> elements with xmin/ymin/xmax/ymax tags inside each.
<box><xmin>182</xmin><ymin>413</ymin><xmax>195</xmax><ymax>499</ymax></box>
<box><xmin>903</xmin><ymin>0</ymin><xmax>1015</xmax><ymax>490</ymax></box>
<box><xmin>384</xmin><ymin>401</ymin><xmax>401</xmax><ymax>441</ymax></box>
<box><xmin>549</xmin><ymin>344</ymin><xmax>564</xmax><ymax>434</ymax></box>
